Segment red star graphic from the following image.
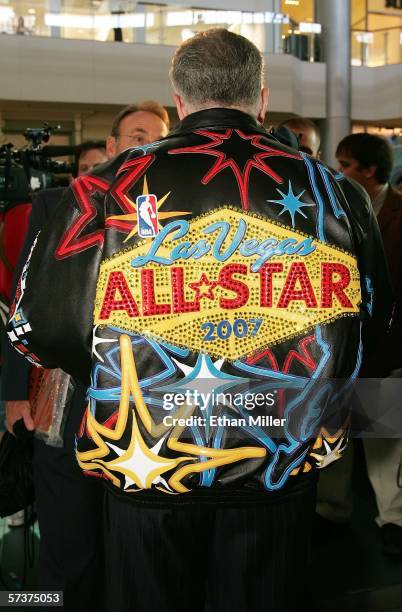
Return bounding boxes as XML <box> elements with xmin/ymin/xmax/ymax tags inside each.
<box><xmin>105</xmin><ymin>154</ymin><xmax>154</xmax><ymax>234</ymax></box>
<box><xmin>188</xmin><ymin>273</ymin><xmax>218</xmax><ymax>300</ymax></box>
<box><xmin>169</xmin><ymin>129</ymin><xmax>300</xmax><ymax>211</ymax></box>
<box><xmin>56</xmin><ymin>156</ymin><xmax>154</xmax><ymax>259</ymax></box>
<box><xmin>246</xmin><ymin>334</ymin><xmax>317</xmax><ymax>417</ymax></box>
<box><xmin>56</xmin><ymin>175</ymin><xmax>110</xmax><ymax>260</ymax></box>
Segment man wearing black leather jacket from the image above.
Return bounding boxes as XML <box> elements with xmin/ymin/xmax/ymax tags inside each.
<box><xmin>8</xmin><ymin>29</ymin><xmax>392</xmax><ymax>612</ymax></box>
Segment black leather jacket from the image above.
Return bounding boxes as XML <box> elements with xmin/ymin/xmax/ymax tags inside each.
<box><xmin>7</xmin><ymin>109</ymin><xmax>392</xmax><ymax>502</ymax></box>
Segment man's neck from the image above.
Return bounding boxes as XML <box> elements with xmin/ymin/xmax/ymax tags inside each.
<box><xmin>185</xmin><ymin>103</ymin><xmax>257</xmax><ymax>120</ymax></box>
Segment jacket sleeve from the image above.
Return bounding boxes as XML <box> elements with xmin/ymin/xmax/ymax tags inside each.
<box><xmin>339</xmin><ymin>178</ymin><xmax>394</xmax><ymax>374</ymax></box>
<box><xmin>6</xmin><ymin>176</ymin><xmax>108</xmax><ymax>386</ymax></box>
<box><xmin>1</xmin><ymin>189</ymin><xmax>66</xmax><ymax>401</ymax></box>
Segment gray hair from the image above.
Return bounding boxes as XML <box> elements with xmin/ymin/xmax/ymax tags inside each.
<box><xmin>110</xmin><ymin>101</ymin><xmax>170</xmax><ymax>137</ymax></box>
<box><xmin>170</xmin><ymin>28</ymin><xmax>264</xmax><ymax>114</ymax></box>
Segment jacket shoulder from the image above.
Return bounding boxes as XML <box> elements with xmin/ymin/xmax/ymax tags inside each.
<box><xmin>386</xmin><ymin>185</ymin><xmax>402</xmax><ymax>209</ymax></box>
<box><xmin>32</xmin><ymin>186</ymin><xmax>66</xmax><ymax>220</ymax></box>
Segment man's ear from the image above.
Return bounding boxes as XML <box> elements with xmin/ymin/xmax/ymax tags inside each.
<box><xmin>106</xmin><ymin>135</ymin><xmax>117</xmax><ymax>160</ymax></box>
<box><xmin>257</xmin><ymin>87</ymin><xmax>269</xmax><ymax>124</ymax></box>
<box><xmin>364</xmin><ymin>164</ymin><xmax>377</xmax><ymax>179</ymax></box>
<box><xmin>173</xmin><ymin>93</ymin><xmax>188</xmax><ymax>120</ymax></box>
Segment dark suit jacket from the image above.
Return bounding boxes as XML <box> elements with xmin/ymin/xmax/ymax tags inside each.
<box><xmin>1</xmin><ymin>187</ymin><xmax>66</xmax><ymax>401</ymax></box>
<box><xmin>363</xmin><ymin>185</ymin><xmax>402</xmax><ymax>376</ymax></box>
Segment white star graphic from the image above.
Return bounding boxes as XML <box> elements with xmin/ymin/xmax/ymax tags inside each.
<box><xmin>172</xmin><ymin>354</ymin><xmax>244</xmax><ymax>392</ymax></box>
<box><xmin>310</xmin><ymin>437</ymin><xmax>347</xmax><ymax>469</ymax></box>
<box><xmin>92</xmin><ymin>325</ymin><xmax>118</xmax><ymax>363</ymax></box>
<box><xmin>106</xmin><ymin>432</ymin><xmax>171</xmax><ymax>490</ymax></box>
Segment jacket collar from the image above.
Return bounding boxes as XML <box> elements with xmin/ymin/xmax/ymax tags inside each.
<box><xmin>377</xmin><ymin>184</ymin><xmax>402</xmax><ymax>232</ymax></box>
<box><xmin>169</xmin><ymin>108</ymin><xmax>272</xmax><ymax>139</ymax></box>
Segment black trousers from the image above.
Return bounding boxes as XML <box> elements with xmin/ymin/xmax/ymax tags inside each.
<box><xmin>104</xmin><ymin>478</ymin><xmax>317</xmax><ymax>612</ymax></box>
<box><xmin>33</xmin><ymin>384</ymin><xmax>104</xmax><ymax>612</ymax></box>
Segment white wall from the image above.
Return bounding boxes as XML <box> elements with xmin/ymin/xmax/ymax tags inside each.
<box><xmin>0</xmin><ymin>34</ymin><xmax>401</xmax><ymax>122</ymax></box>
<box><xmin>351</xmin><ymin>65</ymin><xmax>402</xmax><ymax>122</ymax></box>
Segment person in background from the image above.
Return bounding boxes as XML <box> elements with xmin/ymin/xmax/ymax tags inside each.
<box><xmin>390</xmin><ymin>164</ymin><xmax>402</xmax><ymax>192</ymax></box>
<box><xmin>106</xmin><ymin>100</ymin><xmax>169</xmax><ymax>157</ymax></box>
<box><xmin>74</xmin><ymin>140</ymin><xmax>107</xmax><ymax>176</ymax></box>
<box><xmin>2</xmin><ymin>102</ymin><xmax>170</xmax><ymax>610</ymax></box>
<box><xmin>330</xmin><ymin>133</ymin><xmax>402</xmax><ymax>555</ymax></box>
<box><xmin>275</xmin><ymin>124</ymin><xmax>396</xmax><ymax>550</ymax></box>
<box><xmin>15</xmin><ymin>16</ymin><xmax>29</xmax><ymax>35</ymax></box>
<box><xmin>3</xmin><ymin>139</ymin><xmax>109</xmax><ymax>444</ymax></box>
<box><xmin>278</xmin><ymin>116</ymin><xmax>321</xmax><ymax>158</ymax></box>
<box><xmin>3</xmin><ymin>139</ymin><xmax>107</xmax><ymax>530</ymax></box>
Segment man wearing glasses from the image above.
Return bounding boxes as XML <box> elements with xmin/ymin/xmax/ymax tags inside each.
<box><xmin>106</xmin><ymin>101</ymin><xmax>170</xmax><ymax>157</ymax></box>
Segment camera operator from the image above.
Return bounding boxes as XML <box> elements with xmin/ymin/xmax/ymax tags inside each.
<box><xmin>75</xmin><ymin>140</ymin><xmax>107</xmax><ymax>176</ymax></box>
<box><xmin>3</xmin><ymin>140</ymin><xmax>108</xmax><ymax>433</ymax></box>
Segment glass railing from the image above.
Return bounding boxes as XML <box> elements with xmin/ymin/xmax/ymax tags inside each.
<box><xmin>352</xmin><ymin>28</ymin><xmax>402</xmax><ymax>66</ymax></box>
<box><xmin>0</xmin><ymin>0</ymin><xmax>401</xmax><ymax>67</ymax></box>
<box><xmin>0</xmin><ymin>0</ymin><xmax>322</xmax><ymax>59</ymax></box>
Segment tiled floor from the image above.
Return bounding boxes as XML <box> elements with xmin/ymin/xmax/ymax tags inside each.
<box><xmin>0</xmin><ymin>518</ymin><xmax>38</xmax><ymax>591</ymax></box>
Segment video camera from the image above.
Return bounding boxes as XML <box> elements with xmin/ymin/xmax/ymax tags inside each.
<box><xmin>0</xmin><ymin>123</ymin><xmax>75</xmax><ymax>209</ymax></box>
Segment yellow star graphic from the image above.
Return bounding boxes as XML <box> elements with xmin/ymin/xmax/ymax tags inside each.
<box><xmin>107</xmin><ymin>176</ymin><xmax>191</xmax><ymax>243</ymax></box>
<box><xmin>77</xmin><ymin>334</ymin><xmax>266</xmax><ymax>494</ymax></box>
<box><xmin>105</xmin><ymin>425</ymin><xmax>185</xmax><ymax>490</ymax></box>
<box><xmin>76</xmin><ymin>334</ymin><xmax>191</xmax><ymax>489</ymax></box>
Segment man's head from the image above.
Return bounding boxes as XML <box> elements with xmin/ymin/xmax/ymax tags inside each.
<box><xmin>392</xmin><ymin>169</ymin><xmax>402</xmax><ymax>192</ymax></box>
<box><xmin>74</xmin><ymin>140</ymin><xmax>107</xmax><ymax>176</ymax></box>
<box><xmin>106</xmin><ymin>101</ymin><xmax>170</xmax><ymax>158</ymax></box>
<box><xmin>279</xmin><ymin>117</ymin><xmax>321</xmax><ymax>157</ymax></box>
<box><xmin>336</xmin><ymin>133</ymin><xmax>393</xmax><ymax>190</ymax></box>
<box><xmin>170</xmin><ymin>28</ymin><xmax>268</xmax><ymax>123</ymax></box>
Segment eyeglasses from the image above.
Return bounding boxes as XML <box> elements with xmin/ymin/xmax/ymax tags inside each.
<box><xmin>115</xmin><ymin>133</ymin><xmax>148</xmax><ymax>145</ymax></box>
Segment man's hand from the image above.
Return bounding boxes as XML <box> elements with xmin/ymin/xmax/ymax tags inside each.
<box><xmin>5</xmin><ymin>400</ymin><xmax>34</xmax><ymax>434</ymax></box>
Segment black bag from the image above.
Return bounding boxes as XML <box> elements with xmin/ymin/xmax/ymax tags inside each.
<box><xmin>0</xmin><ymin>419</ymin><xmax>34</xmax><ymax>517</ymax></box>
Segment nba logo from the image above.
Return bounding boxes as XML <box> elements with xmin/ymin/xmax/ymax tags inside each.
<box><xmin>136</xmin><ymin>194</ymin><xmax>159</xmax><ymax>238</ymax></box>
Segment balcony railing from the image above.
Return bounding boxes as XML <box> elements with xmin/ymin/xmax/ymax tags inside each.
<box><xmin>0</xmin><ymin>1</ymin><xmax>401</xmax><ymax>67</ymax></box>
<box><xmin>352</xmin><ymin>27</ymin><xmax>402</xmax><ymax>66</ymax></box>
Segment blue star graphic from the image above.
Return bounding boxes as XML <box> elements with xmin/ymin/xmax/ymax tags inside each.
<box><xmin>153</xmin><ymin>354</ymin><xmax>248</xmax><ymax>437</ymax></box>
<box><xmin>268</xmin><ymin>181</ymin><xmax>314</xmax><ymax>227</ymax></box>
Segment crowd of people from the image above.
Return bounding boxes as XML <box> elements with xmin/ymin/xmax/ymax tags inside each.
<box><xmin>1</xmin><ymin>27</ymin><xmax>401</xmax><ymax>612</ymax></box>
